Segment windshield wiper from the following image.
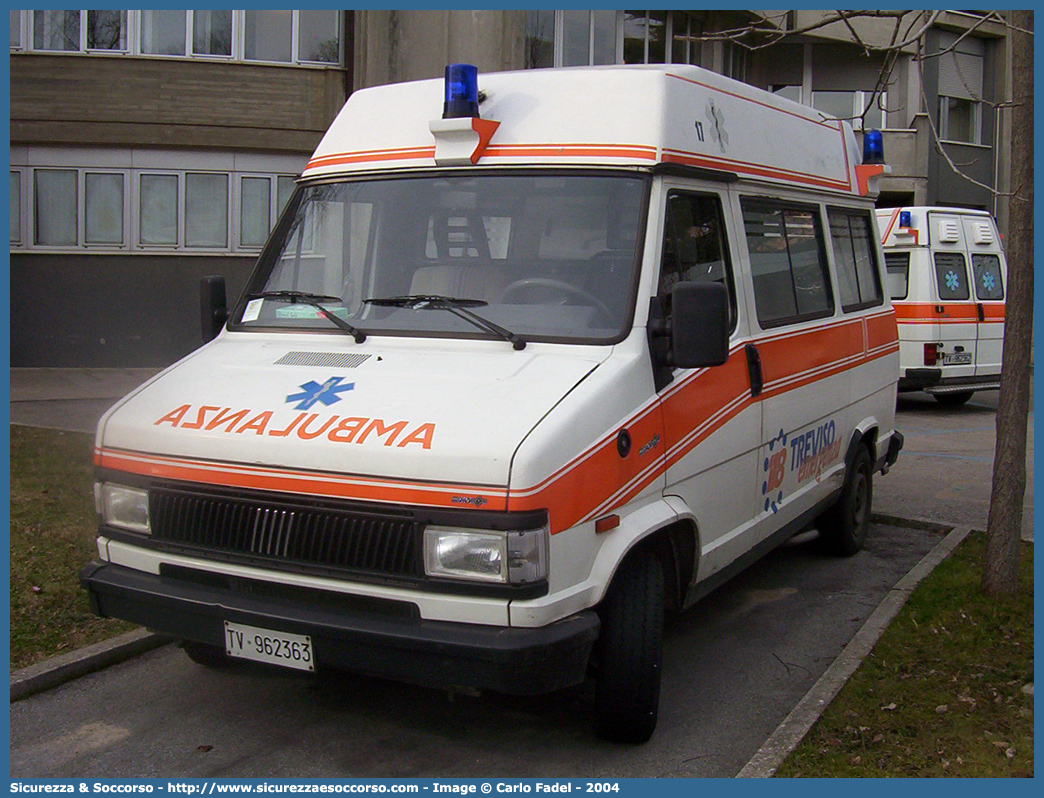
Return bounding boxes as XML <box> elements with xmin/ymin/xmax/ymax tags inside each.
<box><xmin>365</xmin><ymin>295</ymin><xmax>526</xmax><ymax>350</ymax></box>
<box><xmin>250</xmin><ymin>291</ymin><xmax>366</xmax><ymax>343</ymax></box>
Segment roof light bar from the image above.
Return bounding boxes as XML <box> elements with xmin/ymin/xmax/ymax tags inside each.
<box><xmin>862</xmin><ymin>129</ymin><xmax>884</xmax><ymax>165</ymax></box>
<box><xmin>444</xmin><ymin>63</ymin><xmax>480</xmax><ymax>119</ymax></box>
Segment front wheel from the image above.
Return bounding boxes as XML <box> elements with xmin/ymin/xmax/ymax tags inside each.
<box><xmin>817</xmin><ymin>444</ymin><xmax>873</xmax><ymax>556</ymax></box>
<box><xmin>593</xmin><ymin>552</ymin><xmax>665</xmax><ymax>744</ymax></box>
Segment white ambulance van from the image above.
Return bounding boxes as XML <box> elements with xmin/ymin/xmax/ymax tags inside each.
<box><xmin>83</xmin><ymin>64</ymin><xmax>903</xmax><ymax>743</ymax></box>
<box><xmin>876</xmin><ymin>206</ymin><xmax>1007</xmax><ymax>405</ymax></box>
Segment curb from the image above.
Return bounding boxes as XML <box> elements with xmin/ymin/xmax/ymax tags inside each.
<box><xmin>736</xmin><ymin>524</ymin><xmax>972</xmax><ymax>778</ymax></box>
<box><xmin>10</xmin><ymin>629</ymin><xmax>172</xmax><ymax>702</ymax></box>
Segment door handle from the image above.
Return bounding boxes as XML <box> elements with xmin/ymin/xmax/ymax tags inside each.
<box><xmin>977</xmin><ymin>302</ymin><xmax>985</xmax><ymax>322</ymax></box>
<box><xmin>745</xmin><ymin>343</ymin><xmax>763</xmax><ymax>397</ymax></box>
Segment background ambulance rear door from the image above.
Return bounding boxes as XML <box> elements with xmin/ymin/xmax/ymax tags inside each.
<box><xmin>928</xmin><ymin>211</ymin><xmax>977</xmax><ymax>379</ymax></box>
<box><xmin>962</xmin><ymin>214</ymin><xmax>1007</xmax><ymax>379</ymax></box>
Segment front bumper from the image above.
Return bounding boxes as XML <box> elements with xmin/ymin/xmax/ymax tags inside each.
<box><xmin>81</xmin><ymin>561</ymin><xmax>599</xmax><ymax>695</ymax></box>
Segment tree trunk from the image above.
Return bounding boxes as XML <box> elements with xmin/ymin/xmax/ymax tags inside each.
<box><xmin>983</xmin><ymin>10</ymin><xmax>1033</xmax><ymax>594</ymax></box>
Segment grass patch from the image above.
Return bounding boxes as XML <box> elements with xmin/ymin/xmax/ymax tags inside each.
<box><xmin>10</xmin><ymin>424</ymin><xmax>135</xmax><ymax>669</ymax></box>
<box><xmin>777</xmin><ymin>532</ymin><xmax>1034</xmax><ymax>778</ymax></box>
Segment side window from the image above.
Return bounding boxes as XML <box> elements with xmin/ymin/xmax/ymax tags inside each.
<box><xmin>972</xmin><ymin>254</ymin><xmax>1005</xmax><ymax>300</ymax></box>
<box><xmin>884</xmin><ymin>253</ymin><xmax>910</xmax><ymax>300</ymax></box>
<box><xmin>828</xmin><ymin>209</ymin><xmax>883</xmax><ymax>311</ymax></box>
<box><xmin>658</xmin><ymin>191</ymin><xmax>734</xmax><ymax>326</ymax></box>
<box><xmin>742</xmin><ymin>199</ymin><xmax>833</xmax><ymax>327</ymax></box>
<box><xmin>934</xmin><ymin>252</ymin><xmax>970</xmax><ymax>300</ymax></box>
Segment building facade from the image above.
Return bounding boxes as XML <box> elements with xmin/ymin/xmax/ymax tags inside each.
<box><xmin>10</xmin><ymin>9</ymin><xmax>1012</xmax><ymax>367</ymax></box>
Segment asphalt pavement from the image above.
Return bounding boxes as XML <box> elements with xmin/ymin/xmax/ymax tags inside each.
<box><xmin>7</xmin><ymin>367</ymin><xmax>1035</xmax><ymax>777</ymax></box>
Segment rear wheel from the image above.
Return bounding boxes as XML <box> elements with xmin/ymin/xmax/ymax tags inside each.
<box><xmin>934</xmin><ymin>390</ymin><xmax>974</xmax><ymax>407</ymax></box>
<box><xmin>818</xmin><ymin>444</ymin><xmax>873</xmax><ymax>556</ymax></box>
<box><xmin>593</xmin><ymin>552</ymin><xmax>665</xmax><ymax>744</ymax></box>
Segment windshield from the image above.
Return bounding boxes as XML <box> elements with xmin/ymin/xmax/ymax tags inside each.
<box><xmin>234</xmin><ymin>173</ymin><xmax>647</xmax><ymax>344</ymax></box>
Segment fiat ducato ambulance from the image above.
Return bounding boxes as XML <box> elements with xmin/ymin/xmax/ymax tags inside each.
<box><xmin>877</xmin><ymin>206</ymin><xmax>1007</xmax><ymax>405</ymax></box>
<box><xmin>83</xmin><ymin>64</ymin><xmax>903</xmax><ymax>743</ymax></box>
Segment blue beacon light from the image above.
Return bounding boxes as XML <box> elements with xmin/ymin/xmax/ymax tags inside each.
<box><xmin>444</xmin><ymin>63</ymin><xmax>480</xmax><ymax>119</ymax></box>
<box><xmin>899</xmin><ymin>210</ymin><xmax>912</xmax><ymax>228</ymax></box>
<box><xmin>862</xmin><ymin>129</ymin><xmax>884</xmax><ymax>165</ymax></box>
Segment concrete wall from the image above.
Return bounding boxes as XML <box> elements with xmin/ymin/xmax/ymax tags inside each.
<box><xmin>10</xmin><ymin>54</ymin><xmax>348</xmax><ymax>153</ymax></box>
<box><xmin>353</xmin><ymin>9</ymin><xmax>527</xmax><ymax>89</ymax></box>
<box><xmin>10</xmin><ymin>254</ymin><xmax>257</xmax><ymax>368</ymax></box>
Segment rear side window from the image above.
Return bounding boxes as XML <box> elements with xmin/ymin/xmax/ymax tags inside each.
<box><xmin>934</xmin><ymin>252</ymin><xmax>970</xmax><ymax>300</ymax></box>
<box><xmin>972</xmin><ymin>254</ymin><xmax>1005</xmax><ymax>300</ymax></box>
<box><xmin>828</xmin><ymin>209</ymin><xmax>883</xmax><ymax>311</ymax></box>
<box><xmin>884</xmin><ymin>253</ymin><xmax>910</xmax><ymax>300</ymax></box>
<box><xmin>742</xmin><ymin>199</ymin><xmax>833</xmax><ymax>327</ymax></box>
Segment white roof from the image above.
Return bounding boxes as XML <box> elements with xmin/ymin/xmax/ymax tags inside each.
<box><xmin>303</xmin><ymin>65</ymin><xmax>867</xmax><ymax>196</ymax></box>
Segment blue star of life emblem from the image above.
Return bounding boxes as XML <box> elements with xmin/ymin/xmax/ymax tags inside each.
<box><xmin>982</xmin><ymin>272</ymin><xmax>996</xmax><ymax>292</ymax></box>
<box><xmin>945</xmin><ymin>271</ymin><xmax>960</xmax><ymax>292</ymax></box>
<box><xmin>286</xmin><ymin>377</ymin><xmax>355</xmax><ymax>410</ymax></box>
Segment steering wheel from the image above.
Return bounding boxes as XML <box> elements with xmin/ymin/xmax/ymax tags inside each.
<box><xmin>501</xmin><ymin>278</ymin><xmax>615</xmax><ymax>326</ymax></box>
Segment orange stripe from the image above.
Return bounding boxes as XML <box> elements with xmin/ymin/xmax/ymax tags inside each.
<box><xmin>894</xmin><ymin>303</ymin><xmax>1006</xmax><ymax>323</ymax></box>
<box><xmin>880</xmin><ymin>208</ymin><xmax>900</xmax><ymax>244</ymax></box>
<box><xmin>96</xmin><ymin>448</ymin><xmax>508</xmax><ymax>511</ymax></box>
<box><xmin>306</xmin><ymin>147</ymin><xmax>436</xmax><ymax>170</ymax></box>
<box><xmin>484</xmin><ymin>144</ymin><xmax>658</xmax><ymax>160</ymax></box>
<box><xmin>660</xmin><ymin>151</ymin><xmax>851</xmax><ymax>192</ymax></box>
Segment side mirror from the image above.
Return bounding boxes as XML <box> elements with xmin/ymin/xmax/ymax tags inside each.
<box><xmin>200</xmin><ymin>275</ymin><xmax>229</xmax><ymax>344</ymax></box>
<box><xmin>670</xmin><ymin>281</ymin><xmax>730</xmax><ymax>369</ymax></box>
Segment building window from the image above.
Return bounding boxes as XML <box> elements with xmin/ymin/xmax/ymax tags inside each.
<box><xmin>939</xmin><ymin>96</ymin><xmax>982</xmax><ymax>144</ymax></box>
<box><xmin>87</xmin><ymin>10</ymin><xmax>126</xmax><ymax>51</ymax></box>
<box><xmin>937</xmin><ymin>32</ymin><xmax>985</xmax><ymax>144</ymax></box>
<box><xmin>10</xmin><ymin>9</ymin><xmax>23</xmax><ymax>48</ymax></box>
<box><xmin>722</xmin><ymin>41</ymin><xmax>746</xmax><ymax>82</ymax></box>
<box><xmin>34</xmin><ymin>170</ymin><xmax>79</xmax><ymax>247</ymax></box>
<box><xmin>140</xmin><ymin>10</ymin><xmax>187</xmax><ymax>56</ymax></box>
<box><xmin>186</xmin><ymin>173</ymin><xmax>229</xmax><ymax>248</ymax></box>
<box><xmin>525</xmin><ymin>9</ymin><xmax>704</xmax><ymax>69</ymax></box>
<box><xmin>10</xmin><ymin>172</ymin><xmax>22</xmax><ymax>244</ymax></box>
<box><xmin>13</xmin><ymin>157</ymin><xmax>300</xmax><ymax>254</ymax></box>
<box><xmin>33</xmin><ymin>10</ymin><xmax>80</xmax><ymax>52</ymax></box>
<box><xmin>812</xmin><ymin>90</ymin><xmax>887</xmax><ymax>130</ymax></box>
<box><xmin>85</xmin><ymin>172</ymin><xmax>125</xmax><ymax>245</ymax></box>
<box><xmin>15</xmin><ymin>10</ymin><xmax>342</xmax><ymax>67</ymax></box>
<box><xmin>193</xmin><ymin>10</ymin><xmax>233</xmax><ymax>57</ymax></box>
<box><xmin>297</xmin><ymin>9</ymin><xmax>340</xmax><ymax>63</ymax></box>
<box><xmin>140</xmin><ymin>174</ymin><xmax>178</xmax><ymax>246</ymax></box>
<box><xmin>245</xmin><ymin>10</ymin><xmax>292</xmax><ymax>62</ymax></box>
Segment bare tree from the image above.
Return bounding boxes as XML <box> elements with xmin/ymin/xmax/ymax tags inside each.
<box><xmin>983</xmin><ymin>9</ymin><xmax>1033</xmax><ymax>594</ymax></box>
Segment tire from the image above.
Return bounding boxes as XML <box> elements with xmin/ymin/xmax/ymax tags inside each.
<box><xmin>181</xmin><ymin>640</ymin><xmax>232</xmax><ymax>668</ymax></box>
<box><xmin>934</xmin><ymin>390</ymin><xmax>974</xmax><ymax>407</ymax></box>
<box><xmin>593</xmin><ymin>552</ymin><xmax>665</xmax><ymax>744</ymax></box>
<box><xmin>818</xmin><ymin>444</ymin><xmax>873</xmax><ymax>556</ymax></box>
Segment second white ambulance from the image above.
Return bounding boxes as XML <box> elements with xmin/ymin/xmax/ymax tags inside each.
<box><xmin>877</xmin><ymin>206</ymin><xmax>1007</xmax><ymax>405</ymax></box>
<box><xmin>83</xmin><ymin>64</ymin><xmax>903</xmax><ymax>743</ymax></box>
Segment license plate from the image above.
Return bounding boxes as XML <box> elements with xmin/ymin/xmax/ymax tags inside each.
<box><xmin>943</xmin><ymin>352</ymin><xmax>973</xmax><ymax>365</ymax></box>
<box><xmin>224</xmin><ymin>621</ymin><xmax>314</xmax><ymax>671</ymax></box>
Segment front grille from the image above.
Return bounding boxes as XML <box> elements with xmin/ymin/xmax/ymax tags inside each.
<box><xmin>149</xmin><ymin>488</ymin><xmax>421</xmax><ymax>578</ymax></box>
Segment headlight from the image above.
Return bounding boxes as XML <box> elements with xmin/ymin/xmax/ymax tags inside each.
<box><xmin>97</xmin><ymin>483</ymin><xmax>151</xmax><ymax>534</ymax></box>
<box><xmin>423</xmin><ymin>525</ymin><xmax>548</xmax><ymax>584</ymax></box>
